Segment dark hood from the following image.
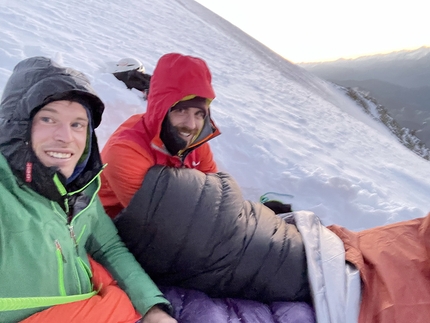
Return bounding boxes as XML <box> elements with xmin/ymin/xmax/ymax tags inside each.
<box><xmin>0</xmin><ymin>56</ymin><xmax>105</xmax><ymax>205</ymax></box>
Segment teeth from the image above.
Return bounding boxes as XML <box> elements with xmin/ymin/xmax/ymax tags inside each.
<box><xmin>46</xmin><ymin>151</ymin><xmax>72</xmax><ymax>159</ymax></box>
<box><xmin>180</xmin><ymin>132</ymin><xmax>191</xmax><ymax>137</ymax></box>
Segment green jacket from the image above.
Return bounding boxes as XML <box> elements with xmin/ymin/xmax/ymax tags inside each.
<box><xmin>0</xmin><ymin>153</ymin><xmax>168</xmax><ymax>322</ymax></box>
<box><xmin>0</xmin><ymin>57</ymin><xmax>170</xmax><ymax>322</ymax></box>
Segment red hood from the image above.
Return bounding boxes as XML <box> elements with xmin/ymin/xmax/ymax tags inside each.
<box><xmin>143</xmin><ymin>53</ymin><xmax>218</xmax><ymax>144</ymax></box>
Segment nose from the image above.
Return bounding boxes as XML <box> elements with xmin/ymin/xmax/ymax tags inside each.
<box><xmin>54</xmin><ymin>123</ymin><xmax>74</xmax><ymax>143</ymax></box>
<box><xmin>183</xmin><ymin>112</ymin><xmax>197</xmax><ymax>129</ymax></box>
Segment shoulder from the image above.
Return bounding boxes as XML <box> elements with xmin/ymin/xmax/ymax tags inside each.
<box><xmin>102</xmin><ymin>139</ymin><xmax>154</xmax><ymax>169</ymax></box>
<box><xmin>195</xmin><ymin>142</ymin><xmax>215</xmax><ymax>158</ymax></box>
<box><xmin>103</xmin><ymin>114</ymin><xmax>154</xmax><ymax>154</ymax></box>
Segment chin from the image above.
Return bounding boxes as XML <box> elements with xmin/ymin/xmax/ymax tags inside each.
<box><xmin>55</xmin><ymin>167</ymin><xmax>72</xmax><ymax>179</ymax></box>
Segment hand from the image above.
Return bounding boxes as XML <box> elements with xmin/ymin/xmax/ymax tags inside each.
<box><xmin>141</xmin><ymin>306</ymin><xmax>177</xmax><ymax>323</ymax></box>
<box><xmin>263</xmin><ymin>200</ymin><xmax>292</xmax><ymax>214</ymax></box>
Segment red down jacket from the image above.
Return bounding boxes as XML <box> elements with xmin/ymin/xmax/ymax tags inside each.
<box><xmin>100</xmin><ymin>53</ymin><xmax>220</xmax><ymax>218</ymax></box>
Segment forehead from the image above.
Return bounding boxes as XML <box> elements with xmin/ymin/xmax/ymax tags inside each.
<box><xmin>37</xmin><ymin>100</ymin><xmax>88</xmax><ymax>119</ymax></box>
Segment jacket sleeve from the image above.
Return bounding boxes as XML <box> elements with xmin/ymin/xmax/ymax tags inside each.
<box><xmin>101</xmin><ymin>140</ymin><xmax>153</xmax><ymax>208</ymax></box>
<box><xmin>195</xmin><ymin>143</ymin><xmax>217</xmax><ymax>173</ymax></box>
<box><xmin>86</xmin><ymin>197</ymin><xmax>171</xmax><ymax>316</ymax></box>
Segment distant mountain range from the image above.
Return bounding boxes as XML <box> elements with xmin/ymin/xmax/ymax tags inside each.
<box><xmin>299</xmin><ymin>47</ymin><xmax>430</xmax><ymax>152</ymax></box>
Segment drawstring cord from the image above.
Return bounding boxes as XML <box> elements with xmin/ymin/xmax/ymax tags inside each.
<box><xmin>259</xmin><ymin>192</ymin><xmax>294</xmax><ymax>203</ymax></box>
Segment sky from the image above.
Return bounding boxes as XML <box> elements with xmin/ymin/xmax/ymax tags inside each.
<box><xmin>195</xmin><ymin>0</ymin><xmax>430</xmax><ymax>63</ymax></box>
<box><xmin>0</xmin><ymin>0</ymin><xmax>429</xmax><ymax>231</ymax></box>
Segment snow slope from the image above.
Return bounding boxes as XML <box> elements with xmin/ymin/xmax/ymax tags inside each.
<box><xmin>0</xmin><ymin>0</ymin><xmax>429</xmax><ymax>230</ymax></box>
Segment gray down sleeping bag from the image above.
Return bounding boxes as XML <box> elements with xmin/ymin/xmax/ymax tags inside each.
<box><xmin>114</xmin><ymin>165</ymin><xmax>310</xmax><ymax>303</ymax></box>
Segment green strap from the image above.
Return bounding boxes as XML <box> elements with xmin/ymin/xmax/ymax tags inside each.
<box><xmin>260</xmin><ymin>191</ymin><xmax>294</xmax><ymax>203</ymax></box>
<box><xmin>0</xmin><ymin>290</ymin><xmax>97</xmax><ymax>311</ymax></box>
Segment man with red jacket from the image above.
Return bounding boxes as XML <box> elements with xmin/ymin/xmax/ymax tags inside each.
<box><xmin>99</xmin><ymin>53</ymin><xmax>221</xmax><ymax>218</ymax></box>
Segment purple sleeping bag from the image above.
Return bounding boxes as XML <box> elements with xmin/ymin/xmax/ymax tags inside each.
<box><xmin>161</xmin><ymin>286</ymin><xmax>315</xmax><ymax>323</ymax></box>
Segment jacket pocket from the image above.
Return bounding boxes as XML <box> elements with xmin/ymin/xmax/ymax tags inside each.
<box><xmin>77</xmin><ymin>256</ymin><xmax>93</xmax><ymax>292</ymax></box>
<box><xmin>54</xmin><ymin>240</ymin><xmax>67</xmax><ymax>296</ymax></box>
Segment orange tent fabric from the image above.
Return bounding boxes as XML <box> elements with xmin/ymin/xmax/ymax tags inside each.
<box><xmin>20</xmin><ymin>258</ymin><xmax>141</xmax><ymax>323</ymax></box>
<box><xmin>329</xmin><ymin>212</ymin><xmax>430</xmax><ymax>323</ymax></box>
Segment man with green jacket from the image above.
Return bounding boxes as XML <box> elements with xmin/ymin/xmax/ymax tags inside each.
<box><xmin>0</xmin><ymin>56</ymin><xmax>176</xmax><ymax>323</ymax></box>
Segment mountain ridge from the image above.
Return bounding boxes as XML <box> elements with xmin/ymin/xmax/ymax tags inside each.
<box><xmin>300</xmin><ymin>47</ymin><xmax>430</xmax><ymax>150</ymax></box>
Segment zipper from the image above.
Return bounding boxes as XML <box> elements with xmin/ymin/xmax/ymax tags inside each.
<box><xmin>69</xmin><ymin>171</ymin><xmax>103</xmax><ymax>226</ymax></box>
<box><xmin>68</xmin><ymin>167</ymin><xmax>105</xmax><ymax>196</ymax></box>
<box><xmin>68</xmin><ymin>225</ymin><xmax>78</xmax><ymax>253</ymax></box>
<box><xmin>67</xmin><ymin>172</ymin><xmax>103</xmax><ymax>291</ymax></box>
<box><xmin>50</xmin><ymin>170</ymin><xmax>104</xmax><ymax>295</ymax></box>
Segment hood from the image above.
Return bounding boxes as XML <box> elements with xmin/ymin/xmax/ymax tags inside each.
<box><xmin>144</xmin><ymin>53</ymin><xmax>220</xmax><ymax>152</ymax></box>
<box><xmin>0</xmin><ymin>56</ymin><xmax>105</xmax><ymax>205</ymax></box>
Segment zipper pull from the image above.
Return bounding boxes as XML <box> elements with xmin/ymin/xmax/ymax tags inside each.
<box><xmin>68</xmin><ymin>225</ymin><xmax>78</xmax><ymax>252</ymax></box>
<box><xmin>55</xmin><ymin>239</ymin><xmax>67</xmax><ymax>263</ymax></box>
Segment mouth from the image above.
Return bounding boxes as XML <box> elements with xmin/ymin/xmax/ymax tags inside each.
<box><xmin>46</xmin><ymin>151</ymin><xmax>73</xmax><ymax>159</ymax></box>
<box><xmin>179</xmin><ymin>131</ymin><xmax>192</xmax><ymax>138</ymax></box>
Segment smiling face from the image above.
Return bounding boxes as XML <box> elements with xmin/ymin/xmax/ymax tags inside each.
<box><xmin>168</xmin><ymin>106</ymin><xmax>206</xmax><ymax>146</ymax></box>
<box><xmin>31</xmin><ymin>100</ymin><xmax>89</xmax><ymax>179</ymax></box>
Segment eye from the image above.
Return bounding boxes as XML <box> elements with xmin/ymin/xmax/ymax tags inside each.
<box><xmin>172</xmin><ymin>107</ymin><xmax>188</xmax><ymax>115</ymax></box>
<box><xmin>40</xmin><ymin>116</ymin><xmax>54</xmax><ymax>123</ymax></box>
<box><xmin>196</xmin><ymin>110</ymin><xmax>206</xmax><ymax>119</ymax></box>
<box><xmin>71</xmin><ymin>122</ymin><xmax>87</xmax><ymax>130</ymax></box>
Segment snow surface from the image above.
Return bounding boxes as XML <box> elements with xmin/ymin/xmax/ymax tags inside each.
<box><xmin>0</xmin><ymin>0</ymin><xmax>429</xmax><ymax>230</ymax></box>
